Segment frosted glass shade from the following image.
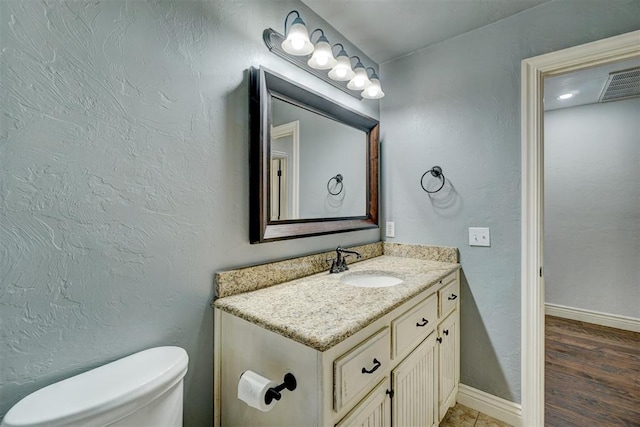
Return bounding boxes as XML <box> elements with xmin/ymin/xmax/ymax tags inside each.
<box><xmin>362</xmin><ymin>78</ymin><xmax>385</xmax><ymax>99</ymax></box>
<box><xmin>281</xmin><ymin>19</ymin><xmax>314</xmax><ymax>56</ymax></box>
<box><xmin>328</xmin><ymin>54</ymin><xmax>355</xmax><ymax>81</ymax></box>
<box><xmin>347</xmin><ymin>66</ymin><xmax>372</xmax><ymax>90</ymax></box>
<box><xmin>308</xmin><ymin>38</ymin><xmax>337</xmax><ymax>69</ymax></box>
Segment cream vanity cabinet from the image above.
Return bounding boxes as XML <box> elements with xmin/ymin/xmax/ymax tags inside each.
<box><xmin>214</xmin><ymin>270</ymin><xmax>460</xmax><ymax>427</ymax></box>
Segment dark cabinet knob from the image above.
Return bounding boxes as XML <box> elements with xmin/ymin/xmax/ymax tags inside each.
<box><xmin>444</xmin><ymin>329</ymin><xmax>449</xmax><ymax>336</ymax></box>
<box><xmin>436</xmin><ymin>337</ymin><xmax>443</xmax><ymax>343</ymax></box>
<box><xmin>448</xmin><ymin>294</ymin><xmax>458</xmax><ymax>300</ymax></box>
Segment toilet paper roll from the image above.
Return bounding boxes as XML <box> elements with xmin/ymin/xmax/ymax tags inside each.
<box><xmin>237</xmin><ymin>370</ymin><xmax>279</xmax><ymax>412</ymax></box>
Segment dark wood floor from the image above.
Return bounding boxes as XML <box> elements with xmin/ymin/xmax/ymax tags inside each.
<box><xmin>545</xmin><ymin>316</ymin><xmax>640</xmax><ymax>427</ymax></box>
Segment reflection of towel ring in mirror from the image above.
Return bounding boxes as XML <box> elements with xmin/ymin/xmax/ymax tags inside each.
<box><xmin>420</xmin><ymin>166</ymin><xmax>445</xmax><ymax>193</ymax></box>
<box><xmin>327</xmin><ymin>174</ymin><xmax>344</xmax><ymax>195</ymax></box>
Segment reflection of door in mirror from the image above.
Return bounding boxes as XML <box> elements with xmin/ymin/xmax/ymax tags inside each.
<box><xmin>270</xmin><ymin>155</ymin><xmax>287</xmax><ymax>220</ymax></box>
<box><xmin>271</xmin><ymin>98</ymin><xmax>367</xmax><ymax>220</ymax></box>
<box><xmin>271</xmin><ymin>121</ymin><xmax>300</xmax><ymax>220</ymax></box>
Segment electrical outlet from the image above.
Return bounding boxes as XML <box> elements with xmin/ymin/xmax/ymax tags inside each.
<box><xmin>469</xmin><ymin>227</ymin><xmax>490</xmax><ymax>247</ymax></box>
<box><xmin>386</xmin><ymin>221</ymin><xmax>395</xmax><ymax>238</ymax></box>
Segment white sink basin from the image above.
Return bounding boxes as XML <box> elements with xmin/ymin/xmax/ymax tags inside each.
<box><xmin>340</xmin><ymin>271</ymin><xmax>404</xmax><ymax>288</ymax></box>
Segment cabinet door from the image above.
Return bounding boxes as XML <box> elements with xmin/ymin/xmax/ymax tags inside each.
<box><xmin>438</xmin><ymin>311</ymin><xmax>458</xmax><ymax>420</ymax></box>
<box><xmin>336</xmin><ymin>379</ymin><xmax>391</xmax><ymax>427</ymax></box>
<box><xmin>438</xmin><ymin>276</ymin><xmax>459</xmax><ymax>319</ymax></box>
<box><xmin>391</xmin><ymin>333</ymin><xmax>438</xmax><ymax>427</ymax></box>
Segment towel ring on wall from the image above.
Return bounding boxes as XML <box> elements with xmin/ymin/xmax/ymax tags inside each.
<box><xmin>420</xmin><ymin>166</ymin><xmax>446</xmax><ymax>193</ymax></box>
<box><xmin>327</xmin><ymin>174</ymin><xmax>344</xmax><ymax>195</ymax></box>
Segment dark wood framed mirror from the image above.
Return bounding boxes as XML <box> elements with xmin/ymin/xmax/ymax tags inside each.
<box><xmin>249</xmin><ymin>67</ymin><xmax>379</xmax><ymax>243</ymax></box>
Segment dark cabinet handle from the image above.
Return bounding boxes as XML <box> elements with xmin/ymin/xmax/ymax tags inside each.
<box><xmin>361</xmin><ymin>358</ymin><xmax>381</xmax><ymax>374</ymax></box>
<box><xmin>444</xmin><ymin>329</ymin><xmax>449</xmax><ymax>336</ymax></box>
<box><xmin>448</xmin><ymin>294</ymin><xmax>458</xmax><ymax>300</ymax></box>
<box><xmin>386</xmin><ymin>389</ymin><xmax>394</xmax><ymax>398</ymax></box>
<box><xmin>416</xmin><ymin>318</ymin><xmax>429</xmax><ymax>327</ymax></box>
<box><xmin>436</xmin><ymin>337</ymin><xmax>443</xmax><ymax>343</ymax></box>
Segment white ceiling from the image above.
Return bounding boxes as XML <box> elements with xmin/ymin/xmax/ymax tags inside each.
<box><xmin>302</xmin><ymin>0</ymin><xmax>551</xmax><ymax>64</ymax></box>
<box><xmin>544</xmin><ymin>58</ymin><xmax>640</xmax><ymax>111</ymax></box>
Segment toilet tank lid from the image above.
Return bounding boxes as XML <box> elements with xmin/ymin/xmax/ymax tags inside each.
<box><xmin>2</xmin><ymin>346</ymin><xmax>188</xmax><ymax>427</ymax></box>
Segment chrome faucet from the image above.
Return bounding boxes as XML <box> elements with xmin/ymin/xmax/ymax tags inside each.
<box><xmin>329</xmin><ymin>246</ymin><xmax>362</xmax><ymax>273</ymax></box>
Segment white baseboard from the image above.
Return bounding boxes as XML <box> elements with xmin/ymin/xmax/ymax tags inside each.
<box><xmin>457</xmin><ymin>384</ymin><xmax>521</xmax><ymax>427</ymax></box>
<box><xmin>545</xmin><ymin>303</ymin><xmax>640</xmax><ymax>333</ymax></box>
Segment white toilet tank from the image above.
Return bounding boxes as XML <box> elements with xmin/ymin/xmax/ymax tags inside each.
<box><xmin>2</xmin><ymin>346</ymin><xmax>189</xmax><ymax>427</ymax></box>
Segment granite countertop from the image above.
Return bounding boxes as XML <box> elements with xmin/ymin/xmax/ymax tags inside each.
<box><xmin>214</xmin><ymin>255</ymin><xmax>460</xmax><ymax>352</ymax></box>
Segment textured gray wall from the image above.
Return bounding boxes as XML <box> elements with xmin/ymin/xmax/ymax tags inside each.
<box><xmin>0</xmin><ymin>1</ymin><xmax>379</xmax><ymax>424</ymax></box>
<box><xmin>380</xmin><ymin>0</ymin><xmax>640</xmax><ymax>403</ymax></box>
<box><xmin>545</xmin><ymin>99</ymin><xmax>640</xmax><ymax>318</ymax></box>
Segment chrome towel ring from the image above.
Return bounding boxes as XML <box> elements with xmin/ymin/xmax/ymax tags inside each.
<box><xmin>420</xmin><ymin>166</ymin><xmax>445</xmax><ymax>193</ymax></box>
<box><xmin>327</xmin><ymin>174</ymin><xmax>344</xmax><ymax>195</ymax></box>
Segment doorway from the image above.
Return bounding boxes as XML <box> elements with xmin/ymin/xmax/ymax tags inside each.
<box><xmin>270</xmin><ymin>154</ymin><xmax>288</xmax><ymax>221</ymax></box>
<box><xmin>270</xmin><ymin>120</ymin><xmax>300</xmax><ymax>220</ymax></box>
<box><xmin>542</xmin><ymin>60</ymin><xmax>640</xmax><ymax>425</ymax></box>
<box><xmin>520</xmin><ymin>30</ymin><xmax>640</xmax><ymax>426</ymax></box>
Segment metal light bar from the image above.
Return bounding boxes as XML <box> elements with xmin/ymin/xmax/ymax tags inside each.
<box><xmin>263</xmin><ymin>28</ymin><xmax>363</xmax><ymax>100</ymax></box>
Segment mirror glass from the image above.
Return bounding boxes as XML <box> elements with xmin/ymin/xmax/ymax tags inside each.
<box><xmin>249</xmin><ymin>67</ymin><xmax>379</xmax><ymax>243</ymax></box>
<box><xmin>270</xmin><ymin>97</ymin><xmax>367</xmax><ymax>220</ymax></box>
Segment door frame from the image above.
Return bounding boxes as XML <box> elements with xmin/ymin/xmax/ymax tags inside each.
<box><xmin>520</xmin><ymin>30</ymin><xmax>639</xmax><ymax>426</ymax></box>
<box><xmin>271</xmin><ymin>120</ymin><xmax>300</xmax><ymax>219</ymax></box>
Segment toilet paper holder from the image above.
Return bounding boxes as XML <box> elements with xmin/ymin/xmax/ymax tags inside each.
<box><xmin>264</xmin><ymin>373</ymin><xmax>297</xmax><ymax>405</ymax></box>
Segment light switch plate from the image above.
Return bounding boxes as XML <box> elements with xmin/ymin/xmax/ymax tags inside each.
<box><xmin>386</xmin><ymin>222</ymin><xmax>395</xmax><ymax>238</ymax></box>
<box><xmin>469</xmin><ymin>227</ymin><xmax>490</xmax><ymax>247</ymax></box>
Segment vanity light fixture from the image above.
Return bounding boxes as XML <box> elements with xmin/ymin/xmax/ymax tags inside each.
<box><xmin>281</xmin><ymin>11</ymin><xmax>314</xmax><ymax>56</ymax></box>
<box><xmin>347</xmin><ymin>56</ymin><xmax>372</xmax><ymax>91</ymax></box>
<box><xmin>557</xmin><ymin>93</ymin><xmax>574</xmax><ymax>100</ymax></box>
<box><xmin>264</xmin><ymin>11</ymin><xmax>384</xmax><ymax>99</ymax></box>
<box><xmin>328</xmin><ymin>44</ymin><xmax>355</xmax><ymax>81</ymax></box>
<box><xmin>362</xmin><ymin>68</ymin><xmax>385</xmax><ymax>99</ymax></box>
<box><xmin>307</xmin><ymin>29</ymin><xmax>337</xmax><ymax>70</ymax></box>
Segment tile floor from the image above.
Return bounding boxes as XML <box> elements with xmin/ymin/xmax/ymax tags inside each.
<box><xmin>439</xmin><ymin>404</ymin><xmax>512</xmax><ymax>427</ymax></box>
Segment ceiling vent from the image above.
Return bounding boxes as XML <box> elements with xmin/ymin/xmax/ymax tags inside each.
<box><xmin>598</xmin><ymin>66</ymin><xmax>640</xmax><ymax>103</ymax></box>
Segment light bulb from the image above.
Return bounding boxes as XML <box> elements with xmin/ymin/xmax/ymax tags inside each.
<box><xmin>316</xmin><ymin>55</ymin><xmax>328</xmax><ymax>66</ymax></box>
<box><xmin>336</xmin><ymin>68</ymin><xmax>347</xmax><ymax>78</ymax></box>
<box><xmin>557</xmin><ymin>93</ymin><xmax>574</xmax><ymax>100</ymax></box>
<box><xmin>291</xmin><ymin>38</ymin><xmax>305</xmax><ymax>51</ymax></box>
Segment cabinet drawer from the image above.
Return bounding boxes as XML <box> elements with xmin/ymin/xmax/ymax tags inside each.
<box><xmin>334</xmin><ymin>327</ymin><xmax>390</xmax><ymax>412</ymax></box>
<box><xmin>391</xmin><ymin>293</ymin><xmax>437</xmax><ymax>359</ymax></box>
<box><xmin>438</xmin><ymin>276</ymin><xmax>459</xmax><ymax>318</ymax></box>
